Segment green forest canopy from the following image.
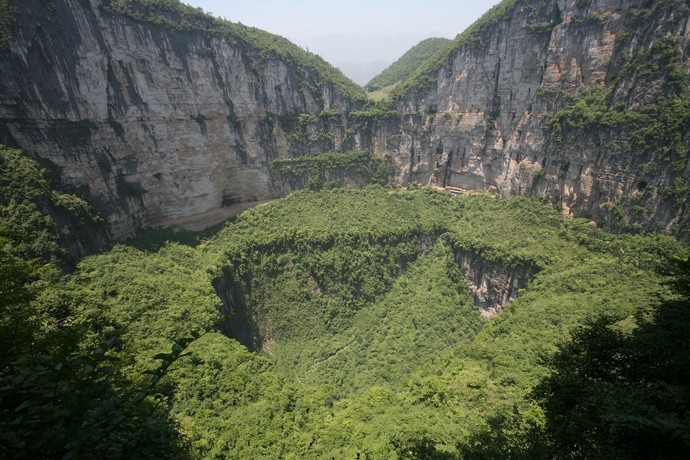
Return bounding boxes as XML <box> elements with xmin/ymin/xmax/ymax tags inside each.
<box><xmin>1</xmin><ymin>146</ymin><xmax>688</xmax><ymax>458</ymax></box>
<box><xmin>366</xmin><ymin>37</ymin><xmax>450</xmax><ymax>92</ymax></box>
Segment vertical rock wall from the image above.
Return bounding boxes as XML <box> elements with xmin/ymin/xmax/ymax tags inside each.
<box><xmin>455</xmin><ymin>251</ymin><xmax>538</xmax><ymax>318</ymax></box>
<box><xmin>0</xmin><ymin>0</ymin><xmax>362</xmax><ymax>238</ymax></box>
<box><xmin>1</xmin><ymin>0</ymin><xmax>688</xmax><ymax>241</ymax></box>
<box><xmin>379</xmin><ymin>0</ymin><xmax>690</xmax><ymax>238</ymax></box>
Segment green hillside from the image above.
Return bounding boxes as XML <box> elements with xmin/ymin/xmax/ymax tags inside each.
<box><xmin>2</xmin><ymin>147</ymin><xmax>688</xmax><ymax>458</ymax></box>
<box><xmin>365</xmin><ymin>37</ymin><xmax>451</xmax><ymax>92</ymax></box>
<box><xmin>391</xmin><ymin>0</ymin><xmax>518</xmax><ymax>100</ymax></box>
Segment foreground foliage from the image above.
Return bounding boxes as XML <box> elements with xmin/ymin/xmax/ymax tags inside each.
<box><xmin>533</xmin><ymin>258</ymin><xmax>690</xmax><ymax>459</ymax></box>
<box><xmin>0</xmin><ymin>150</ymin><xmax>197</xmax><ymax>457</ymax></box>
<box><xmin>0</xmin><ymin>234</ymin><xmax>198</xmax><ymax>458</ymax></box>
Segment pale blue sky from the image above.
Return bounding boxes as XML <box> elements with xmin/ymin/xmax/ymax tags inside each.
<box><xmin>182</xmin><ymin>0</ymin><xmax>500</xmax><ymax>63</ymax></box>
<box><xmin>183</xmin><ymin>0</ymin><xmax>499</xmax><ymax>39</ymax></box>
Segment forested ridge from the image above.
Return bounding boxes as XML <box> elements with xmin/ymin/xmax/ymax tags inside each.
<box><xmin>1</xmin><ymin>145</ymin><xmax>688</xmax><ymax>458</ymax></box>
<box><xmin>365</xmin><ymin>38</ymin><xmax>450</xmax><ymax>93</ymax></box>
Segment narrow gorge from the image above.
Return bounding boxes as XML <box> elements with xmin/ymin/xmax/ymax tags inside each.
<box><xmin>1</xmin><ymin>0</ymin><xmax>688</xmax><ymax>244</ymax></box>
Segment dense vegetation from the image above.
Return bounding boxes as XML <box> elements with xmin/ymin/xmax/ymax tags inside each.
<box><xmin>0</xmin><ymin>148</ymin><xmax>199</xmax><ymax>457</ymax></box>
<box><xmin>103</xmin><ymin>0</ymin><xmax>366</xmax><ymax>102</ymax></box>
<box><xmin>0</xmin><ymin>145</ymin><xmax>100</xmax><ymax>263</ymax></box>
<box><xmin>272</xmin><ymin>150</ymin><xmax>387</xmax><ymax>190</ymax></box>
<box><xmin>0</xmin><ymin>0</ymin><xmax>16</xmax><ymax>51</ymax></box>
<box><xmin>365</xmin><ymin>38</ymin><xmax>450</xmax><ymax>92</ymax></box>
<box><xmin>2</xmin><ymin>148</ymin><xmax>687</xmax><ymax>457</ymax></box>
<box><xmin>391</xmin><ymin>0</ymin><xmax>518</xmax><ymax>99</ymax></box>
<box><xmin>532</xmin><ymin>264</ymin><xmax>690</xmax><ymax>459</ymax></box>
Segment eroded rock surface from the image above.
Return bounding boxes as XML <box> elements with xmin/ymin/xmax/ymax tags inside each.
<box><xmin>0</xmin><ymin>0</ymin><xmax>363</xmax><ymax>238</ymax></box>
<box><xmin>376</xmin><ymin>0</ymin><xmax>690</xmax><ymax>238</ymax></box>
<box><xmin>1</xmin><ymin>0</ymin><xmax>688</xmax><ymax>241</ymax></box>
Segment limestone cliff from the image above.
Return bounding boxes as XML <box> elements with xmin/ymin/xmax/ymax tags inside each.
<box><xmin>0</xmin><ymin>0</ymin><xmax>365</xmax><ymax>238</ymax></box>
<box><xmin>455</xmin><ymin>250</ymin><xmax>537</xmax><ymax>319</ymax></box>
<box><xmin>377</xmin><ymin>0</ymin><xmax>690</xmax><ymax>239</ymax></box>
<box><xmin>1</xmin><ymin>0</ymin><xmax>688</xmax><ymax>242</ymax></box>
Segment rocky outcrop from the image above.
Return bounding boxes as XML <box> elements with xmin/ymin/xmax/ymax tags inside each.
<box><xmin>455</xmin><ymin>251</ymin><xmax>537</xmax><ymax>318</ymax></box>
<box><xmin>0</xmin><ymin>0</ymin><xmax>365</xmax><ymax>238</ymax></box>
<box><xmin>375</xmin><ymin>0</ymin><xmax>690</xmax><ymax>239</ymax></box>
<box><xmin>213</xmin><ymin>267</ymin><xmax>262</xmax><ymax>351</ymax></box>
<box><xmin>1</xmin><ymin>0</ymin><xmax>687</xmax><ymax>242</ymax></box>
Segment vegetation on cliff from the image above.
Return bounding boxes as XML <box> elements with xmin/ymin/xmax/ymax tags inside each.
<box><xmin>103</xmin><ymin>0</ymin><xmax>366</xmax><ymax>102</ymax></box>
<box><xmin>2</xmin><ymin>149</ymin><xmax>687</xmax><ymax>457</ymax></box>
<box><xmin>545</xmin><ymin>30</ymin><xmax>690</xmax><ymax>226</ymax></box>
<box><xmin>548</xmin><ymin>37</ymin><xmax>689</xmax><ymax>162</ymax></box>
<box><xmin>0</xmin><ymin>146</ymin><xmax>100</xmax><ymax>263</ymax></box>
<box><xmin>0</xmin><ymin>0</ymin><xmax>17</xmax><ymax>51</ymax></box>
<box><xmin>391</xmin><ymin>0</ymin><xmax>518</xmax><ymax>100</ymax></box>
<box><xmin>365</xmin><ymin>37</ymin><xmax>450</xmax><ymax>92</ymax></box>
<box><xmin>271</xmin><ymin>150</ymin><xmax>387</xmax><ymax>190</ymax></box>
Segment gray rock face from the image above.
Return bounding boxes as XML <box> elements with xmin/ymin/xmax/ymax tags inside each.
<box><xmin>0</xmin><ymin>0</ymin><xmax>360</xmax><ymax>238</ymax></box>
<box><xmin>376</xmin><ymin>0</ymin><xmax>689</xmax><ymax>238</ymax></box>
<box><xmin>1</xmin><ymin>0</ymin><xmax>688</xmax><ymax>241</ymax></box>
<box><xmin>455</xmin><ymin>251</ymin><xmax>537</xmax><ymax>318</ymax></box>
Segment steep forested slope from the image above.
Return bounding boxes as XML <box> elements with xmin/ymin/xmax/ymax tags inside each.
<box><xmin>365</xmin><ymin>37</ymin><xmax>450</xmax><ymax>92</ymax></box>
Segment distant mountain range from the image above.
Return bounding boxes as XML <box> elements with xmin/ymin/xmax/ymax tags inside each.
<box><xmin>294</xmin><ymin>33</ymin><xmax>435</xmax><ymax>84</ymax></box>
<box><xmin>335</xmin><ymin>60</ymin><xmax>390</xmax><ymax>86</ymax></box>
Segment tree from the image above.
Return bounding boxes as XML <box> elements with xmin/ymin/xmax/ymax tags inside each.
<box><xmin>0</xmin><ymin>235</ymin><xmax>191</xmax><ymax>458</ymax></box>
<box><xmin>532</xmin><ymin>258</ymin><xmax>690</xmax><ymax>459</ymax></box>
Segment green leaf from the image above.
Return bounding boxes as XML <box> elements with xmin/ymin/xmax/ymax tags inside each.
<box><xmin>14</xmin><ymin>400</ymin><xmax>36</xmax><ymax>412</ymax></box>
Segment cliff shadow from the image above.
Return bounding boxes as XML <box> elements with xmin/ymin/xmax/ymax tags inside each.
<box><xmin>212</xmin><ymin>267</ymin><xmax>263</xmax><ymax>352</ymax></box>
<box><xmin>448</xmin><ymin>242</ymin><xmax>541</xmax><ymax>318</ymax></box>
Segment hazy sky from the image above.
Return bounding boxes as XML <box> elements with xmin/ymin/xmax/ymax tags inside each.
<box><xmin>182</xmin><ymin>0</ymin><xmax>500</xmax><ymax>63</ymax></box>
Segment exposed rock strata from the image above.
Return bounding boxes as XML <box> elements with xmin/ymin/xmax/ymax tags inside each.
<box><xmin>377</xmin><ymin>0</ymin><xmax>690</xmax><ymax>239</ymax></box>
<box><xmin>455</xmin><ymin>251</ymin><xmax>537</xmax><ymax>318</ymax></box>
<box><xmin>213</xmin><ymin>267</ymin><xmax>262</xmax><ymax>351</ymax></box>
<box><xmin>0</xmin><ymin>0</ymin><xmax>363</xmax><ymax>238</ymax></box>
<box><xmin>0</xmin><ymin>0</ymin><xmax>688</xmax><ymax>241</ymax></box>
